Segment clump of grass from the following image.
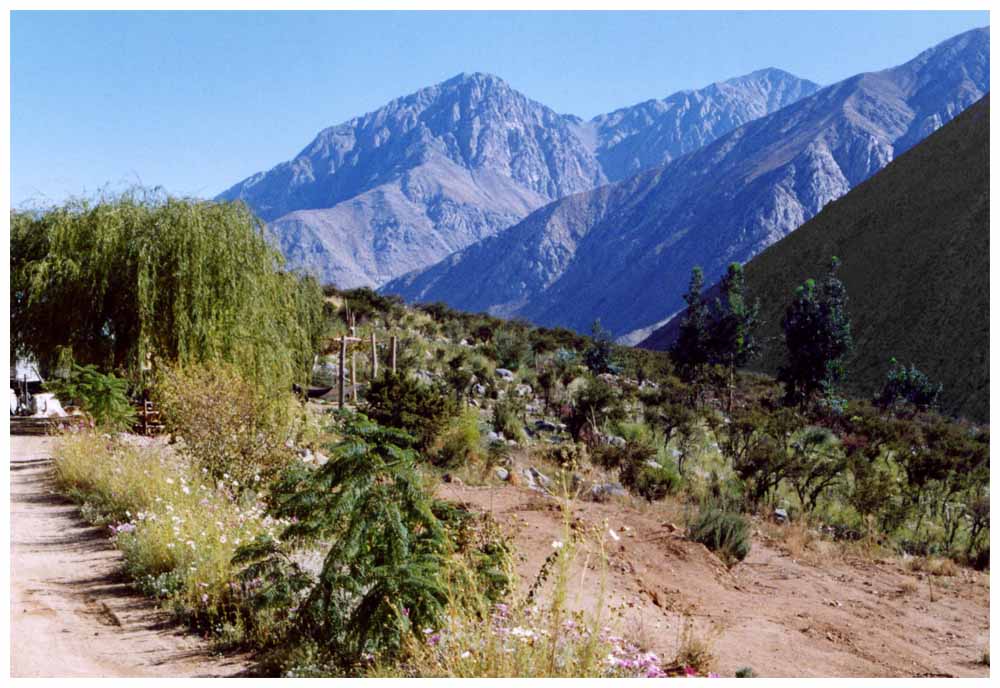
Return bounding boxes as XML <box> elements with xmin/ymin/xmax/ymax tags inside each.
<box><xmin>688</xmin><ymin>506</ymin><xmax>751</xmax><ymax>566</ymax></box>
<box><xmin>674</xmin><ymin>616</ymin><xmax>716</xmax><ymax>675</ymax></box>
<box><xmin>906</xmin><ymin>556</ymin><xmax>958</xmax><ymax>577</ymax></box>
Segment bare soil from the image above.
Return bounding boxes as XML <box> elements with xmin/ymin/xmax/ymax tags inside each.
<box><xmin>437</xmin><ymin>480</ymin><xmax>990</xmax><ymax>678</ymax></box>
<box><xmin>9</xmin><ymin>436</ymin><xmax>249</xmax><ymax>678</ymax></box>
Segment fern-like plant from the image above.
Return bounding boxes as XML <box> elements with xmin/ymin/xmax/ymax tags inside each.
<box><xmin>238</xmin><ymin>411</ymin><xmax>450</xmax><ymax>666</ymax></box>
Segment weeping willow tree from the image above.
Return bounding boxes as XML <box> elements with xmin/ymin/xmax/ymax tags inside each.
<box><xmin>11</xmin><ymin>189</ymin><xmax>325</xmax><ymax>393</ymax></box>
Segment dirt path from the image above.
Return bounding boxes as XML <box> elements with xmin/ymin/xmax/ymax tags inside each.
<box><xmin>439</xmin><ymin>480</ymin><xmax>990</xmax><ymax>678</ymax></box>
<box><xmin>9</xmin><ymin>436</ymin><xmax>249</xmax><ymax>678</ymax></box>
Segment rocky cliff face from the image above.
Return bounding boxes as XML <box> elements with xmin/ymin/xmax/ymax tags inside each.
<box><xmin>383</xmin><ymin>27</ymin><xmax>989</xmax><ymax>340</ymax></box>
<box><xmin>219</xmin><ymin>69</ymin><xmax>819</xmax><ymax>287</ymax></box>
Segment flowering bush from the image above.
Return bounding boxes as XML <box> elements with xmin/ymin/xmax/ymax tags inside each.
<box><xmin>53</xmin><ymin>431</ymin><xmax>290</xmax><ymax>638</ymax></box>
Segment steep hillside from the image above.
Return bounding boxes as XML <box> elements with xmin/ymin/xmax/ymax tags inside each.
<box><xmin>219</xmin><ymin>70</ymin><xmax>818</xmax><ymax>288</ymax></box>
<box><xmin>383</xmin><ymin>28</ymin><xmax>988</xmax><ymax>341</ymax></box>
<box><xmin>642</xmin><ymin>95</ymin><xmax>989</xmax><ymax>422</ymax></box>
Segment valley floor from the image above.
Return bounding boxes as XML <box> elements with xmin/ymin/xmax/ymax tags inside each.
<box><xmin>8</xmin><ymin>434</ymin><xmax>989</xmax><ymax>678</ymax></box>
<box><xmin>9</xmin><ymin>436</ymin><xmax>248</xmax><ymax>678</ymax></box>
<box><xmin>437</xmin><ymin>480</ymin><xmax>990</xmax><ymax>678</ymax></box>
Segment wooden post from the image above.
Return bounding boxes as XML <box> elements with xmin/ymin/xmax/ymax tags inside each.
<box><xmin>391</xmin><ymin>335</ymin><xmax>397</xmax><ymax>373</ymax></box>
<box><xmin>351</xmin><ymin>350</ymin><xmax>358</xmax><ymax>403</ymax></box>
<box><xmin>338</xmin><ymin>336</ymin><xmax>347</xmax><ymax>409</ymax></box>
<box><xmin>370</xmin><ymin>331</ymin><xmax>379</xmax><ymax>379</ymax></box>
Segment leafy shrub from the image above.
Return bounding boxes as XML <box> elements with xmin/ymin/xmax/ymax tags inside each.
<box><xmin>735</xmin><ymin>666</ymin><xmax>756</xmax><ymax>678</ymax></box>
<box><xmin>45</xmin><ymin>362</ymin><xmax>135</xmax><ymax>430</ymax></box>
<box><xmin>876</xmin><ymin>358</ymin><xmax>942</xmax><ymax>413</ymax></box>
<box><xmin>583</xmin><ymin>320</ymin><xmax>619</xmax><ymax>375</ymax></box>
<box><xmin>491</xmin><ymin>328</ymin><xmax>531</xmax><ymax>371</ymax></box>
<box><xmin>492</xmin><ymin>393</ymin><xmax>527</xmax><ymax>444</ymax></box>
<box><xmin>154</xmin><ymin>361</ymin><xmax>299</xmax><ymax>486</ymax></box>
<box><xmin>566</xmin><ymin>375</ymin><xmax>625</xmax><ymax>442</ymax></box>
<box><xmin>364</xmin><ymin>370</ymin><xmax>458</xmax><ymax>451</ymax></box>
<box><xmin>432</xmin><ymin>406</ymin><xmax>483</xmax><ymax>468</ymax></box>
<box><xmin>688</xmin><ymin>506</ymin><xmax>751</xmax><ymax>565</ymax></box>
<box><xmin>242</xmin><ymin>412</ymin><xmax>452</xmax><ymax>666</ymax></box>
<box><xmin>620</xmin><ymin>458</ymin><xmax>680</xmax><ymax>501</ymax></box>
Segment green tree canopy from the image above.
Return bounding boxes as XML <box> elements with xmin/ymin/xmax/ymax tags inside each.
<box><xmin>778</xmin><ymin>258</ymin><xmax>853</xmax><ymax>405</ymax></box>
<box><xmin>11</xmin><ymin>189</ymin><xmax>324</xmax><ymax>392</ymax></box>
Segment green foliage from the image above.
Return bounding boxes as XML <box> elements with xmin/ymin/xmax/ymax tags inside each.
<box><xmin>778</xmin><ymin>258</ymin><xmax>854</xmax><ymax>405</ymax></box>
<box><xmin>433</xmin><ymin>406</ymin><xmax>484</xmax><ymax>468</ymax></box>
<box><xmin>491</xmin><ymin>393</ymin><xmax>527</xmax><ymax>444</ymax></box>
<box><xmin>710</xmin><ymin>263</ymin><xmax>760</xmax><ymax>370</ymax></box>
<box><xmin>45</xmin><ymin>362</ymin><xmax>135</xmax><ymax>430</ymax></box>
<box><xmin>583</xmin><ymin>320</ymin><xmax>619</xmax><ymax>375</ymax></box>
<box><xmin>619</xmin><ymin>453</ymin><xmax>680</xmax><ymax>501</ymax></box>
<box><xmin>735</xmin><ymin>667</ymin><xmax>756</xmax><ymax>678</ymax></box>
<box><xmin>672</xmin><ymin>267</ymin><xmax>712</xmax><ymax>377</ymax></box>
<box><xmin>688</xmin><ymin>506</ymin><xmax>751</xmax><ymax>565</ymax></box>
<box><xmin>255</xmin><ymin>412</ymin><xmax>451</xmax><ymax>665</ymax></box>
<box><xmin>154</xmin><ymin>361</ymin><xmax>299</xmax><ymax>486</ymax></box>
<box><xmin>11</xmin><ymin>190</ymin><xmax>324</xmax><ymax>393</ymax></box>
<box><xmin>364</xmin><ymin>371</ymin><xmax>458</xmax><ymax>451</ymax></box>
<box><xmin>566</xmin><ymin>375</ymin><xmax>626</xmax><ymax>442</ymax></box>
<box><xmin>876</xmin><ymin>358</ymin><xmax>942</xmax><ymax>413</ymax></box>
<box><xmin>491</xmin><ymin>327</ymin><xmax>532</xmax><ymax>371</ymax></box>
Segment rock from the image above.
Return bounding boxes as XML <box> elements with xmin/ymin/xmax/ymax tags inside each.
<box><xmin>495</xmin><ymin>467</ymin><xmax>510</xmax><ymax>481</ymax></box>
<box><xmin>644</xmin><ymin>459</ymin><xmax>662</xmax><ymax>470</ymax></box>
<box><xmin>442</xmin><ymin>473</ymin><xmax>463</xmax><ymax>485</ymax></box>
<box><xmin>487</xmin><ymin>431</ymin><xmax>504</xmax><ymax>443</ymax></box>
<box><xmin>773</xmin><ymin>508</ymin><xmax>789</xmax><ymax>524</ymax></box>
<box><xmin>514</xmin><ymin>383</ymin><xmax>533</xmax><ymax>397</ymax></box>
<box><xmin>586</xmin><ymin>482</ymin><xmax>627</xmax><ymax>502</ymax></box>
<box><xmin>606</xmin><ymin>434</ymin><xmax>626</xmax><ymax>449</ymax></box>
<box><xmin>523</xmin><ymin>466</ymin><xmax>553</xmax><ymax>492</ymax></box>
<box><xmin>472</xmin><ymin>383</ymin><xmax>487</xmax><ymax>396</ymax></box>
<box><xmin>496</xmin><ymin>368</ymin><xmax>515</xmax><ymax>381</ymax></box>
<box><xmin>535</xmin><ymin>419</ymin><xmax>559</xmax><ymax>432</ymax></box>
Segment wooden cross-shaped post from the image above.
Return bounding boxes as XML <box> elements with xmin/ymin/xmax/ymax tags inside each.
<box><xmin>337</xmin><ymin>335</ymin><xmax>362</xmax><ymax>409</ymax></box>
<box><xmin>370</xmin><ymin>331</ymin><xmax>379</xmax><ymax>380</ymax></box>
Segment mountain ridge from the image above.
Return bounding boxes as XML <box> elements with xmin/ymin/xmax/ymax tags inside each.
<box><xmin>383</xmin><ymin>27</ymin><xmax>989</xmax><ymax>340</ymax></box>
<box><xmin>217</xmin><ymin>68</ymin><xmax>821</xmax><ymax>287</ymax></box>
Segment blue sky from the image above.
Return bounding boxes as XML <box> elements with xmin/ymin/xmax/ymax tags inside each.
<box><xmin>11</xmin><ymin>10</ymin><xmax>989</xmax><ymax>207</ymax></box>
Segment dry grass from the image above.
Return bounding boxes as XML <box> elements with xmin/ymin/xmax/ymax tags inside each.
<box><xmin>906</xmin><ymin>556</ymin><xmax>959</xmax><ymax>577</ymax></box>
<box><xmin>674</xmin><ymin>616</ymin><xmax>717</xmax><ymax>675</ymax></box>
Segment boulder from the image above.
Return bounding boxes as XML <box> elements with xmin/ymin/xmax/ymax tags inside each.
<box><xmin>773</xmin><ymin>508</ymin><xmax>789</xmax><ymax>524</ymax></box>
<box><xmin>496</xmin><ymin>368</ymin><xmax>515</xmax><ymax>380</ymax></box>
<box><xmin>495</xmin><ymin>467</ymin><xmax>510</xmax><ymax>481</ymax></box>
<box><xmin>586</xmin><ymin>482</ymin><xmax>628</xmax><ymax>502</ymax></box>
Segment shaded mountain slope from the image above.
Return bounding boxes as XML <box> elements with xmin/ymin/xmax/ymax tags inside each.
<box><xmin>383</xmin><ymin>28</ymin><xmax>989</xmax><ymax>342</ymax></box>
<box><xmin>641</xmin><ymin>95</ymin><xmax>989</xmax><ymax>422</ymax></box>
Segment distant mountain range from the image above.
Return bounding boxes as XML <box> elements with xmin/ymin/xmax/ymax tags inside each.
<box><xmin>641</xmin><ymin>94</ymin><xmax>989</xmax><ymax>422</ymax></box>
<box><xmin>217</xmin><ymin>69</ymin><xmax>820</xmax><ymax>287</ymax></box>
<box><xmin>384</xmin><ymin>27</ymin><xmax>988</xmax><ymax>341</ymax></box>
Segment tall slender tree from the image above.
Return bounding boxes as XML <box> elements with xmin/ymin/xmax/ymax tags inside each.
<box><xmin>709</xmin><ymin>263</ymin><xmax>760</xmax><ymax>411</ymax></box>
<box><xmin>779</xmin><ymin>257</ymin><xmax>853</xmax><ymax>406</ymax></box>
<box><xmin>672</xmin><ymin>266</ymin><xmax>711</xmax><ymax>378</ymax></box>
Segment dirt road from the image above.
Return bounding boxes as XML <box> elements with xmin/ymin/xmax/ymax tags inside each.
<box><xmin>9</xmin><ymin>436</ymin><xmax>248</xmax><ymax>678</ymax></box>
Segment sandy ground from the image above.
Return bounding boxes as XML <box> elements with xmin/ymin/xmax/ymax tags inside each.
<box><xmin>9</xmin><ymin>435</ymin><xmax>249</xmax><ymax>678</ymax></box>
<box><xmin>438</xmin><ymin>480</ymin><xmax>991</xmax><ymax>678</ymax></box>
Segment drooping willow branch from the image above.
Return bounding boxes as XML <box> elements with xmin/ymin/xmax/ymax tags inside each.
<box><xmin>11</xmin><ymin>187</ymin><xmax>325</xmax><ymax>393</ymax></box>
